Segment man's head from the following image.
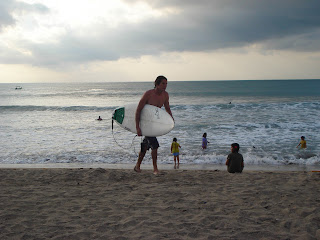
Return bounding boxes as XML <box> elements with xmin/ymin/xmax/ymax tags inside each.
<box><xmin>154</xmin><ymin>76</ymin><xmax>167</xmax><ymax>88</ymax></box>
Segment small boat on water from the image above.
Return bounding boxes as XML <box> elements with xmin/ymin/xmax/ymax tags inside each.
<box><xmin>15</xmin><ymin>86</ymin><xmax>22</xmax><ymax>90</ymax></box>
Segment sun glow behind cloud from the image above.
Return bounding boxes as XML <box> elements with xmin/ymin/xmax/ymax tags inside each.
<box><xmin>1</xmin><ymin>0</ymin><xmax>180</xmax><ymax>64</ymax></box>
<box><xmin>12</xmin><ymin>0</ymin><xmax>172</xmax><ymax>42</ymax></box>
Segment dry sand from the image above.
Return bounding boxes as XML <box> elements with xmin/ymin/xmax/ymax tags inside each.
<box><xmin>0</xmin><ymin>168</ymin><xmax>319</xmax><ymax>240</ymax></box>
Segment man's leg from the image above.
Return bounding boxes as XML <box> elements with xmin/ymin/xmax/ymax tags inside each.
<box><xmin>151</xmin><ymin>148</ymin><xmax>159</xmax><ymax>174</ymax></box>
<box><xmin>134</xmin><ymin>139</ymin><xmax>147</xmax><ymax>172</ymax></box>
<box><xmin>134</xmin><ymin>151</ymin><xmax>146</xmax><ymax>172</ymax></box>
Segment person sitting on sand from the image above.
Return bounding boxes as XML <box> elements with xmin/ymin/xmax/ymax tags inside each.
<box><xmin>296</xmin><ymin>136</ymin><xmax>307</xmax><ymax>149</ymax></box>
<box><xmin>171</xmin><ymin>138</ymin><xmax>181</xmax><ymax>169</ymax></box>
<box><xmin>226</xmin><ymin>143</ymin><xmax>244</xmax><ymax>173</ymax></box>
<box><xmin>97</xmin><ymin>116</ymin><xmax>102</xmax><ymax>121</ymax></box>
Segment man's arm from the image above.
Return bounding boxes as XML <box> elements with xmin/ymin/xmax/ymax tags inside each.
<box><xmin>163</xmin><ymin>93</ymin><xmax>174</xmax><ymax>120</ymax></box>
<box><xmin>135</xmin><ymin>92</ymin><xmax>149</xmax><ymax>136</ymax></box>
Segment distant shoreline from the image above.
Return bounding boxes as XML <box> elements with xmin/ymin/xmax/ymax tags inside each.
<box><xmin>0</xmin><ymin>163</ymin><xmax>319</xmax><ymax>172</ymax></box>
<box><xmin>1</xmin><ymin>79</ymin><xmax>320</xmax><ymax>84</ymax></box>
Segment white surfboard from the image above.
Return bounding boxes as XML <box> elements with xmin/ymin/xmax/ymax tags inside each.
<box><xmin>112</xmin><ymin>103</ymin><xmax>174</xmax><ymax>137</ymax></box>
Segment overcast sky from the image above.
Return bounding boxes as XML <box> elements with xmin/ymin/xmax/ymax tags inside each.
<box><xmin>1</xmin><ymin>0</ymin><xmax>320</xmax><ymax>83</ymax></box>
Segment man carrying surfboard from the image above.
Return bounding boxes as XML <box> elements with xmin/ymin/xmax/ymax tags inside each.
<box><xmin>134</xmin><ymin>76</ymin><xmax>173</xmax><ymax>175</ymax></box>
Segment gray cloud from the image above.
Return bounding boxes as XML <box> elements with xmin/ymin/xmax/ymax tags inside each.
<box><xmin>0</xmin><ymin>0</ymin><xmax>16</xmax><ymax>30</ymax></box>
<box><xmin>1</xmin><ymin>0</ymin><xmax>320</xmax><ymax>67</ymax></box>
<box><xmin>0</xmin><ymin>0</ymin><xmax>49</xmax><ymax>31</ymax></box>
<box><xmin>125</xmin><ymin>0</ymin><xmax>320</xmax><ymax>51</ymax></box>
<box><xmin>14</xmin><ymin>1</ymin><xmax>50</xmax><ymax>14</ymax></box>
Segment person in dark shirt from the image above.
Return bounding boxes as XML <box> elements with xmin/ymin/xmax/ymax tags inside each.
<box><xmin>226</xmin><ymin>143</ymin><xmax>244</xmax><ymax>173</ymax></box>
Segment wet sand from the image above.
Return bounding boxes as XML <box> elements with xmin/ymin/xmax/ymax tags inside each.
<box><xmin>0</xmin><ymin>167</ymin><xmax>319</xmax><ymax>239</ymax></box>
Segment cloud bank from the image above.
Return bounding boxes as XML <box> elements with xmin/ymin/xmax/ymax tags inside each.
<box><xmin>1</xmin><ymin>0</ymin><xmax>320</xmax><ymax>68</ymax></box>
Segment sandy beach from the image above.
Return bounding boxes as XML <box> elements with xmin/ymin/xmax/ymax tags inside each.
<box><xmin>0</xmin><ymin>168</ymin><xmax>319</xmax><ymax>240</ymax></box>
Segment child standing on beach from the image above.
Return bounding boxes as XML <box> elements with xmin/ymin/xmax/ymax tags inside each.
<box><xmin>226</xmin><ymin>143</ymin><xmax>244</xmax><ymax>173</ymax></box>
<box><xmin>202</xmin><ymin>133</ymin><xmax>209</xmax><ymax>149</ymax></box>
<box><xmin>296</xmin><ymin>136</ymin><xmax>307</xmax><ymax>149</ymax></box>
<box><xmin>171</xmin><ymin>138</ymin><xmax>181</xmax><ymax>169</ymax></box>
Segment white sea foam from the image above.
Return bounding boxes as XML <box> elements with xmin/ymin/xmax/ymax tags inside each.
<box><xmin>0</xmin><ymin>81</ymin><xmax>319</xmax><ymax>166</ymax></box>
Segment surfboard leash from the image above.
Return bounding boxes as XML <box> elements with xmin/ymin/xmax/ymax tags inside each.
<box><xmin>112</xmin><ymin>118</ymin><xmax>140</xmax><ymax>157</ymax></box>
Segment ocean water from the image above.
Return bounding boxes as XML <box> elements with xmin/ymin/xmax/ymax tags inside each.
<box><xmin>0</xmin><ymin>80</ymin><xmax>319</xmax><ymax>168</ymax></box>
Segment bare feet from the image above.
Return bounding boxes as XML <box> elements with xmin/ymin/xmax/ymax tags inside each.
<box><xmin>153</xmin><ymin>170</ymin><xmax>159</xmax><ymax>175</ymax></box>
<box><xmin>134</xmin><ymin>166</ymin><xmax>141</xmax><ymax>173</ymax></box>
